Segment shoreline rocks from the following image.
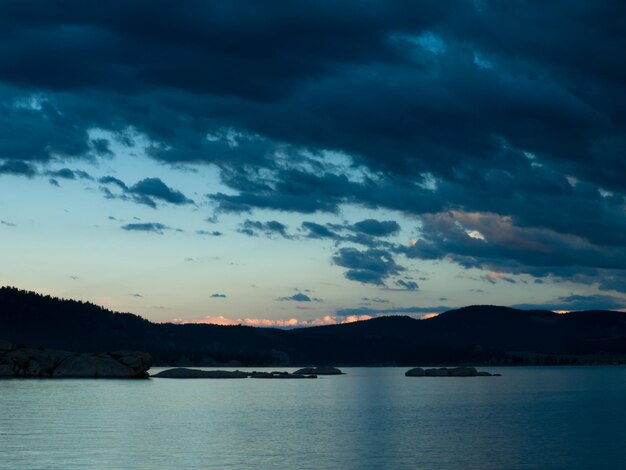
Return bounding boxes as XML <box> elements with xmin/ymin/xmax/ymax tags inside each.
<box><xmin>0</xmin><ymin>341</ymin><xmax>152</xmax><ymax>378</ymax></box>
<box><xmin>405</xmin><ymin>367</ymin><xmax>501</xmax><ymax>377</ymax></box>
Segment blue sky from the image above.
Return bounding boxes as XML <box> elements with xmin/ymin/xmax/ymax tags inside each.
<box><xmin>1</xmin><ymin>1</ymin><xmax>626</xmax><ymax>325</ymax></box>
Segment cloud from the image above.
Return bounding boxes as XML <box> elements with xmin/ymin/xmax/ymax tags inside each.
<box><xmin>99</xmin><ymin>176</ymin><xmax>193</xmax><ymax>208</ymax></box>
<box><xmin>301</xmin><ymin>221</ymin><xmax>339</xmax><ymax>240</ymax></box>
<box><xmin>277</xmin><ymin>293</ymin><xmax>321</xmax><ymax>302</ymax></box>
<box><xmin>237</xmin><ymin>219</ymin><xmax>291</xmax><ymax>239</ymax></box>
<box><xmin>335</xmin><ymin>305</ymin><xmax>449</xmax><ymax>317</ymax></box>
<box><xmin>121</xmin><ymin>222</ymin><xmax>171</xmax><ymax>234</ymax></box>
<box><xmin>1</xmin><ymin>220</ymin><xmax>16</xmax><ymax>227</ymax></box>
<box><xmin>129</xmin><ymin>177</ymin><xmax>194</xmax><ymax>206</ymax></box>
<box><xmin>0</xmin><ymin>160</ymin><xmax>36</xmax><ymax>177</ymax></box>
<box><xmin>210</xmin><ymin>293</ymin><xmax>227</xmax><ymax>298</ymax></box>
<box><xmin>46</xmin><ymin>168</ymin><xmax>92</xmax><ymax>180</ymax></box>
<box><xmin>173</xmin><ymin>315</ymin><xmax>239</xmax><ymax>326</ymax></box>
<box><xmin>171</xmin><ymin>313</ymin><xmax>374</xmax><ymax>328</ymax></box>
<box><xmin>99</xmin><ymin>176</ymin><xmax>128</xmax><ymax>191</ymax></box>
<box><xmin>0</xmin><ymin>1</ymin><xmax>625</xmax><ymax>294</ymax></box>
<box><xmin>129</xmin><ymin>293</ymin><xmax>143</xmax><ymax>297</ymax></box>
<box><xmin>196</xmin><ymin>230</ymin><xmax>222</xmax><ymax>236</ymax></box>
<box><xmin>362</xmin><ymin>297</ymin><xmax>390</xmax><ymax>304</ymax></box>
<box><xmin>394</xmin><ymin>279</ymin><xmax>419</xmax><ymax>290</ymax></box>
<box><xmin>332</xmin><ymin>247</ymin><xmax>402</xmax><ymax>285</ymax></box>
<box><xmin>352</xmin><ymin>219</ymin><xmax>400</xmax><ymax>237</ymax></box>
<box><xmin>403</xmin><ymin>210</ymin><xmax>626</xmax><ymax>291</ymax></box>
<box><xmin>481</xmin><ymin>272</ymin><xmax>517</xmax><ymax>285</ymax></box>
<box><xmin>172</xmin><ymin>296</ymin><xmax>444</xmax><ymax>326</ymax></box>
<box><xmin>512</xmin><ymin>294</ymin><xmax>626</xmax><ymax>312</ymax></box>
<box><xmin>301</xmin><ymin>219</ymin><xmax>401</xmax><ymax>248</ymax></box>
<box><xmin>327</xmin><ymin>221</ymin><xmax>401</xmax><ymax>248</ymax></box>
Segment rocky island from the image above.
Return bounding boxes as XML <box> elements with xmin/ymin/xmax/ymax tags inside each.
<box><xmin>405</xmin><ymin>367</ymin><xmax>500</xmax><ymax>377</ymax></box>
<box><xmin>152</xmin><ymin>367</ymin><xmax>318</xmax><ymax>379</ymax></box>
<box><xmin>293</xmin><ymin>366</ymin><xmax>344</xmax><ymax>375</ymax></box>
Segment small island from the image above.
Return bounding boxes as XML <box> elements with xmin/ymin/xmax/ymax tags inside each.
<box><xmin>405</xmin><ymin>367</ymin><xmax>501</xmax><ymax>377</ymax></box>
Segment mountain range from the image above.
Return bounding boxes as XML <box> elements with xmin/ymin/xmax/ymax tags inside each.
<box><xmin>2</xmin><ymin>286</ymin><xmax>626</xmax><ymax>366</ymax></box>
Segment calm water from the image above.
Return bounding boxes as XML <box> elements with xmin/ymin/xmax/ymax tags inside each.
<box><xmin>1</xmin><ymin>366</ymin><xmax>625</xmax><ymax>470</ymax></box>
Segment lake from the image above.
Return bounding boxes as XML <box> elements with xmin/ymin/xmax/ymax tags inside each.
<box><xmin>1</xmin><ymin>366</ymin><xmax>625</xmax><ymax>469</ymax></box>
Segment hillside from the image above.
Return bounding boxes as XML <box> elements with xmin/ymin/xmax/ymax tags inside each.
<box><xmin>2</xmin><ymin>287</ymin><xmax>626</xmax><ymax>366</ymax></box>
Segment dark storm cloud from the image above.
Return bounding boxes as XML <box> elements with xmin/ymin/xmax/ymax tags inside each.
<box><xmin>0</xmin><ymin>1</ymin><xmax>448</xmax><ymax>98</ymax></box>
<box><xmin>0</xmin><ymin>88</ymin><xmax>103</xmax><ymax>164</ymax></box>
<box><xmin>237</xmin><ymin>219</ymin><xmax>291</xmax><ymax>239</ymax></box>
<box><xmin>121</xmin><ymin>222</ymin><xmax>170</xmax><ymax>234</ymax></box>
<box><xmin>0</xmin><ymin>1</ymin><xmax>625</xmax><ymax>289</ymax></box>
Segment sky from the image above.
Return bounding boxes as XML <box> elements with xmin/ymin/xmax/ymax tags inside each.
<box><xmin>1</xmin><ymin>1</ymin><xmax>626</xmax><ymax>326</ymax></box>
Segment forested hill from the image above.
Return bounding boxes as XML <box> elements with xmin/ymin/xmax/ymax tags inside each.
<box><xmin>2</xmin><ymin>287</ymin><xmax>626</xmax><ymax>366</ymax></box>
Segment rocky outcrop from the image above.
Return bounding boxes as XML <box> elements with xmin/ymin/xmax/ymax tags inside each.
<box><xmin>0</xmin><ymin>341</ymin><xmax>152</xmax><ymax>378</ymax></box>
<box><xmin>405</xmin><ymin>367</ymin><xmax>425</xmax><ymax>377</ymax></box>
<box><xmin>152</xmin><ymin>368</ymin><xmax>318</xmax><ymax>379</ymax></box>
<box><xmin>293</xmin><ymin>366</ymin><xmax>344</xmax><ymax>375</ymax></box>
<box><xmin>152</xmin><ymin>368</ymin><xmax>248</xmax><ymax>378</ymax></box>
<box><xmin>405</xmin><ymin>367</ymin><xmax>500</xmax><ymax>377</ymax></box>
<box><xmin>249</xmin><ymin>371</ymin><xmax>317</xmax><ymax>379</ymax></box>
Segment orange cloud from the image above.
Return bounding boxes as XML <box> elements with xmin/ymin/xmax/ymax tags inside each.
<box><xmin>169</xmin><ymin>313</ymin><xmax>377</xmax><ymax>328</ymax></box>
<box><xmin>170</xmin><ymin>311</ymin><xmax>439</xmax><ymax>328</ymax></box>
<box><xmin>244</xmin><ymin>317</ymin><xmax>300</xmax><ymax>327</ymax></box>
<box><xmin>342</xmin><ymin>314</ymin><xmax>373</xmax><ymax>323</ymax></box>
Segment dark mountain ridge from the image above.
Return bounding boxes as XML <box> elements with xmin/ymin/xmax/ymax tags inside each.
<box><xmin>2</xmin><ymin>287</ymin><xmax>626</xmax><ymax>366</ymax></box>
